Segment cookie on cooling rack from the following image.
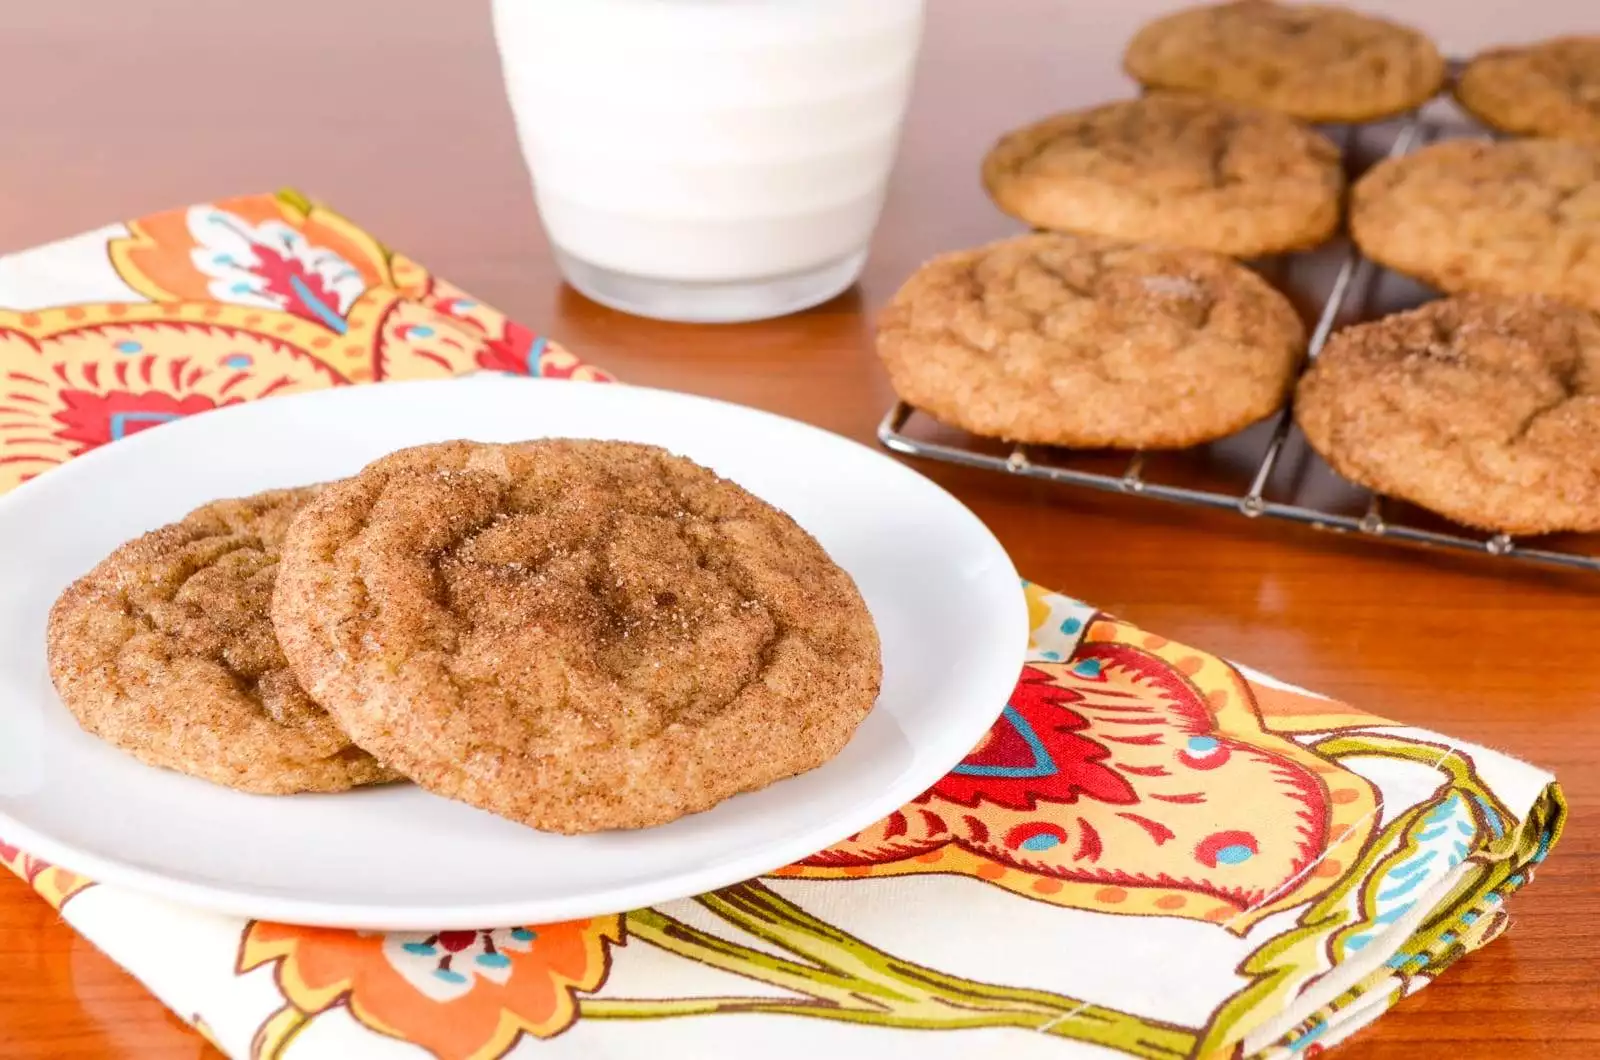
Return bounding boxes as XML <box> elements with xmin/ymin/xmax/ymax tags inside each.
<box><xmin>47</xmin><ymin>487</ymin><xmax>399</xmax><ymax>794</ymax></box>
<box><xmin>1295</xmin><ymin>295</ymin><xmax>1600</xmax><ymax>536</ymax></box>
<box><xmin>1350</xmin><ymin>138</ymin><xmax>1600</xmax><ymax>312</ymax></box>
<box><xmin>1455</xmin><ymin>37</ymin><xmax>1600</xmax><ymax>141</ymax></box>
<box><xmin>875</xmin><ymin>232</ymin><xmax>1306</xmax><ymax>449</ymax></box>
<box><xmin>980</xmin><ymin>93</ymin><xmax>1343</xmax><ymax>258</ymax></box>
<box><xmin>1123</xmin><ymin>1</ymin><xmax>1445</xmax><ymax>123</ymax></box>
<box><xmin>271</xmin><ymin>439</ymin><xmax>881</xmax><ymax>834</ymax></box>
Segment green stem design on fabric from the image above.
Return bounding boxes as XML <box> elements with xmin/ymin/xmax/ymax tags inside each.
<box><xmin>1252</xmin><ymin>851</ymin><xmax>1518</xmax><ymax>1058</ymax></box>
<box><xmin>1196</xmin><ymin>733</ymin><xmax>1515</xmax><ymax>1057</ymax></box>
<box><xmin>1324</xmin><ymin>789</ymin><xmax>1466</xmax><ymax>964</ymax></box>
<box><xmin>1253</xmin><ymin>781</ymin><xmax>1566</xmax><ymax>1056</ymax></box>
<box><xmin>273</xmin><ymin>187</ymin><xmax>316</xmax><ymax>218</ymax></box>
<box><xmin>1196</xmin><ymin>798</ymin><xmax>1437</xmax><ymax>1058</ymax></box>
<box><xmin>1406</xmin><ymin>780</ymin><xmax>1565</xmax><ymax>978</ymax></box>
<box><xmin>579</xmin><ymin>881</ymin><xmax>1194</xmax><ymax>1059</ymax></box>
<box><xmin>1311</xmin><ymin>735</ymin><xmax>1516</xmax><ymax>844</ymax></box>
<box><xmin>580</xmin><ymin>737</ymin><xmax>1561</xmax><ymax>1060</ymax></box>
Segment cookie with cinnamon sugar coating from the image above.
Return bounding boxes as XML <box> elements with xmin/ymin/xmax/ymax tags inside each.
<box><xmin>876</xmin><ymin>232</ymin><xmax>1306</xmax><ymax>449</ymax></box>
<box><xmin>981</xmin><ymin>93</ymin><xmax>1343</xmax><ymax>257</ymax></box>
<box><xmin>1455</xmin><ymin>37</ymin><xmax>1600</xmax><ymax>141</ymax></box>
<box><xmin>1295</xmin><ymin>295</ymin><xmax>1600</xmax><ymax>535</ymax></box>
<box><xmin>1350</xmin><ymin>138</ymin><xmax>1600</xmax><ymax>312</ymax></box>
<box><xmin>47</xmin><ymin>487</ymin><xmax>397</xmax><ymax>794</ymax></box>
<box><xmin>1123</xmin><ymin>0</ymin><xmax>1445</xmax><ymax>123</ymax></box>
<box><xmin>270</xmin><ymin>439</ymin><xmax>881</xmax><ymax>834</ymax></box>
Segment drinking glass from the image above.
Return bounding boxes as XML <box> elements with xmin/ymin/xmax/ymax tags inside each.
<box><xmin>492</xmin><ymin>0</ymin><xmax>926</xmax><ymax>323</ymax></box>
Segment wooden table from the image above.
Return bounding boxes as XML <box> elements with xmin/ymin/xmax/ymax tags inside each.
<box><xmin>1</xmin><ymin>1</ymin><xmax>1595</xmax><ymax>1056</ymax></box>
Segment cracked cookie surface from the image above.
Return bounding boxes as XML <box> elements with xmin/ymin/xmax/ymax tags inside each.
<box><xmin>47</xmin><ymin>487</ymin><xmax>396</xmax><ymax>794</ymax></box>
<box><xmin>1456</xmin><ymin>37</ymin><xmax>1600</xmax><ymax>141</ymax></box>
<box><xmin>1351</xmin><ymin>138</ymin><xmax>1600</xmax><ymax>312</ymax></box>
<box><xmin>1295</xmin><ymin>295</ymin><xmax>1600</xmax><ymax>534</ymax></box>
<box><xmin>875</xmin><ymin>232</ymin><xmax>1306</xmax><ymax>448</ymax></box>
<box><xmin>1123</xmin><ymin>1</ymin><xmax>1444</xmax><ymax>122</ymax></box>
<box><xmin>270</xmin><ymin>439</ymin><xmax>881</xmax><ymax>834</ymax></box>
<box><xmin>981</xmin><ymin>93</ymin><xmax>1343</xmax><ymax>258</ymax></box>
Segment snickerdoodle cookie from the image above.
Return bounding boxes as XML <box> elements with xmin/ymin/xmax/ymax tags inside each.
<box><xmin>1296</xmin><ymin>295</ymin><xmax>1600</xmax><ymax>535</ymax></box>
<box><xmin>1350</xmin><ymin>138</ymin><xmax>1600</xmax><ymax>312</ymax></box>
<box><xmin>981</xmin><ymin>93</ymin><xmax>1343</xmax><ymax>257</ymax></box>
<box><xmin>1124</xmin><ymin>1</ymin><xmax>1445</xmax><ymax>123</ymax></box>
<box><xmin>271</xmin><ymin>439</ymin><xmax>881</xmax><ymax>834</ymax></box>
<box><xmin>1456</xmin><ymin>37</ymin><xmax>1600</xmax><ymax>141</ymax></box>
<box><xmin>47</xmin><ymin>488</ymin><xmax>396</xmax><ymax>794</ymax></box>
<box><xmin>876</xmin><ymin>232</ymin><xmax>1306</xmax><ymax>448</ymax></box>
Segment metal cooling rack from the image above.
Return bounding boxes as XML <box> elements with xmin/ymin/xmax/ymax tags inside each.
<box><xmin>877</xmin><ymin>109</ymin><xmax>1600</xmax><ymax>575</ymax></box>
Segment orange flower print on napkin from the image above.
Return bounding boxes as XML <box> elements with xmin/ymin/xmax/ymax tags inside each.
<box><xmin>240</xmin><ymin>916</ymin><xmax>622</xmax><ymax>1060</ymax></box>
<box><xmin>780</xmin><ymin>617</ymin><xmax>1378</xmax><ymax>932</ymax></box>
<box><xmin>0</xmin><ymin>840</ymin><xmax>92</xmax><ymax>911</ymax></box>
<box><xmin>110</xmin><ymin>190</ymin><xmax>407</xmax><ymax>308</ymax></box>
<box><xmin>106</xmin><ymin>190</ymin><xmax>598</xmax><ymax>385</ymax></box>
<box><xmin>0</xmin><ymin>190</ymin><xmax>598</xmax><ymax>493</ymax></box>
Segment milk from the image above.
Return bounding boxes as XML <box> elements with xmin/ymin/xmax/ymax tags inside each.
<box><xmin>492</xmin><ymin>0</ymin><xmax>925</xmax><ymax>322</ymax></box>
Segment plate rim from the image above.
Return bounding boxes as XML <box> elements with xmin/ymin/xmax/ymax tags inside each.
<box><xmin>0</xmin><ymin>377</ymin><xmax>1028</xmax><ymax>928</ymax></box>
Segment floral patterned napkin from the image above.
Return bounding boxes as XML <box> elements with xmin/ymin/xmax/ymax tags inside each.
<box><xmin>0</xmin><ymin>193</ymin><xmax>1564</xmax><ymax>1060</ymax></box>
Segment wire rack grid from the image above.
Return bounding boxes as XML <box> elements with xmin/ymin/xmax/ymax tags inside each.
<box><xmin>877</xmin><ymin>108</ymin><xmax>1600</xmax><ymax>575</ymax></box>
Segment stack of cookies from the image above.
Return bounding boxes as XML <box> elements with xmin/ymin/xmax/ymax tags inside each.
<box><xmin>47</xmin><ymin>440</ymin><xmax>882</xmax><ymax>833</ymax></box>
<box><xmin>879</xmin><ymin>0</ymin><xmax>1600</xmax><ymax>536</ymax></box>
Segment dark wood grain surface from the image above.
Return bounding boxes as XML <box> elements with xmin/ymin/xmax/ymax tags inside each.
<box><xmin>0</xmin><ymin>1</ymin><xmax>1595</xmax><ymax>1056</ymax></box>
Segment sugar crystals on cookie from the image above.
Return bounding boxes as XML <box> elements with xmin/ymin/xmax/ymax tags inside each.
<box><xmin>1124</xmin><ymin>0</ymin><xmax>1445</xmax><ymax>123</ymax></box>
<box><xmin>982</xmin><ymin>93</ymin><xmax>1343</xmax><ymax>258</ymax></box>
<box><xmin>1351</xmin><ymin>138</ymin><xmax>1600</xmax><ymax>312</ymax></box>
<box><xmin>1295</xmin><ymin>295</ymin><xmax>1600</xmax><ymax>535</ymax></box>
<box><xmin>875</xmin><ymin>231</ymin><xmax>1306</xmax><ymax>449</ymax></box>
<box><xmin>270</xmin><ymin>439</ymin><xmax>882</xmax><ymax>834</ymax></box>
<box><xmin>47</xmin><ymin>488</ymin><xmax>399</xmax><ymax>794</ymax></box>
<box><xmin>1456</xmin><ymin>36</ymin><xmax>1600</xmax><ymax>142</ymax></box>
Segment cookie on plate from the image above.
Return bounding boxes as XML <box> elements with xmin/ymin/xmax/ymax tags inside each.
<box><xmin>1455</xmin><ymin>37</ymin><xmax>1600</xmax><ymax>141</ymax></box>
<box><xmin>981</xmin><ymin>93</ymin><xmax>1343</xmax><ymax>258</ymax></box>
<box><xmin>1124</xmin><ymin>1</ymin><xmax>1445</xmax><ymax>123</ymax></box>
<box><xmin>876</xmin><ymin>232</ymin><xmax>1306</xmax><ymax>448</ymax></box>
<box><xmin>1295</xmin><ymin>295</ymin><xmax>1600</xmax><ymax>535</ymax></box>
<box><xmin>47</xmin><ymin>488</ymin><xmax>397</xmax><ymax>794</ymax></box>
<box><xmin>1350</xmin><ymin>138</ymin><xmax>1600</xmax><ymax>312</ymax></box>
<box><xmin>271</xmin><ymin>439</ymin><xmax>881</xmax><ymax>835</ymax></box>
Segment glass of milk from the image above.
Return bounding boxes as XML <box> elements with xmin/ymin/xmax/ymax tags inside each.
<box><xmin>491</xmin><ymin>0</ymin><xmax>925</xmax><ymax>323</ymax></box>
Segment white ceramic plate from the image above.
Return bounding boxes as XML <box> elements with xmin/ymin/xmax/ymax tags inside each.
<box><xmin>0</xmin><ymin>377</ymin><xmax>1025</xmax><ymax>928</ymax></box>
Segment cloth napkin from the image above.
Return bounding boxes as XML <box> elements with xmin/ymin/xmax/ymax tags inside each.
<box><xmin>0</xmin><ymin>193</ymin><xmax>1565</xmax><ymax>1060</ymax></box>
